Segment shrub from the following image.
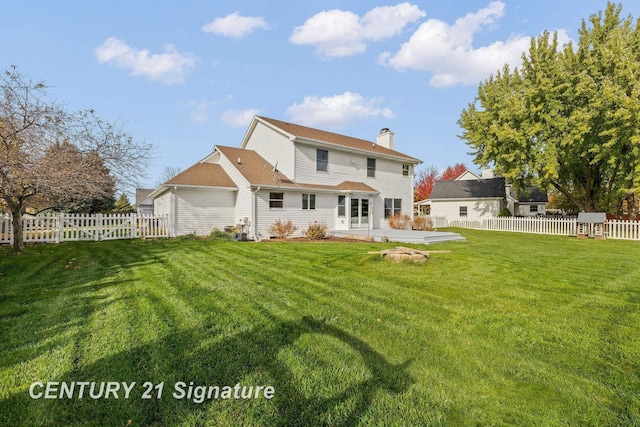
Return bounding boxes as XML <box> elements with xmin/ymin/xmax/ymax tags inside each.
<box><xmin>388</xmin><ymin>213</ymin><xmax>412</xmax><ymax>230</ymax></box>
<box><xmin>207</xmin><ymin>228</ymin><xmax>232</xmax><ymax>241</ymax></box>
<box><xmin>412</xmin><ymin>216</ymin><xmax>434</xmax><ymax>231</ymax></box>
<box><xmin>305</xmin><ymin>221</ymin><xmax>328</xmax><ymax>240</ymax></box>
<box><xmin>498</xmin><ymin>208</ymin><xmax>513</xmax><ymax>217</ymax></box>
<box><xmin>268</xmin><ymin>218</ymin><xmax>299</xmax><ymax>239</ymax></box>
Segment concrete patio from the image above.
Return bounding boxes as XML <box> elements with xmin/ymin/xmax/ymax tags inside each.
<box><xmin>329</xmin><ymin>228</ymin><xmax>466</xmax><ymax>245</ymax></box>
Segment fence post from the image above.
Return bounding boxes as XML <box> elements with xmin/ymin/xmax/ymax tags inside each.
<box><xmin>131</xmin><ymin>213</ymin><xmax>137</xmax><ymax>238</ymax></box>
<box><xmin>95</xmin><ymin>213</ymin><xmax>102</xmax><ymax>241</ymax></box>
<box><xmin>55</xmin><ymin>212</ymin><xmax>61</xmax><ymax>243</ymax></box>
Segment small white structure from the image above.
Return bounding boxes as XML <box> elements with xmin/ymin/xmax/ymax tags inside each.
<box><xmin>135</xmin><ymin>189</ymin><xmax>154</xmax><ymax>216</ymax></box>
<box><xmin>150</xmin><ymin>116</ymin><xmax>421</xmax><ymax>238</ymax></box>
<box><xmin>576</xmin><ymin>212</ymin><xmax>607</xmax><ymax>239</ymax></box>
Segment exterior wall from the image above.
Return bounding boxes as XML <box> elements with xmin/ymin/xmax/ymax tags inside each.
<box><xmin>430</xmin><ymin>199</ymin><xmax>504</xmax><ymax>218</ymax></box>
<box><xmin>243</xmin><ymin>122</ymin><xmax>295</xmax><ymax>179</ymax></box>
<box><xmin>138</xmin><ymin>205</ymin><xmax>154</xmax><ymax>216</ymax></box>
<box><xmin>217</xmin><ymin>152</ymin><xmax>253</xmax><ymax>232</ymax></box>
<box><xmin>294</xmin><ymin>144</ymin><xmax>414</xmax><ymax>229</ymax></box>
<box><xmin>174</xmin><ymin>188</ymin><xmax>236</xmax><ymax>236</ymax></box>
<box><xmin>254</xmin><ymin>190</ymin><xmax>337</xmax><ymax>238</ymax></box>
<box><xmin>515</xmin><ymin>203</ymin><xmax>546</xmax><ymax>217</ymax></box>
<box><xmin>153</xmin><ymin>191</ymin><xmax>172</xmax><ymax>218</ymax></box>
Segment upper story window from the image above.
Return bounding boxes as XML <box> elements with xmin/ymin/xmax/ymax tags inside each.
<box><xmin>269</xmin><ymin>192</ymin><xmax>284</xmax><ymax>209</ymax></box>
<box><xmin>459</xmin><ymin>206</ymin><xmax>468</xmax><ymax>217</ymax></box>
<box><xmin>402</xmin><ymin>164</ymin><xmax>410</xmax><ymax>176</ymax></box>
<box><xmin>302</xmin><ymin>194</ymin><xmax>316</xmax><ymax>210</ymax></box>
<box><xmin>367</xmin><ymin>158</ymin><xmax>376</xmax><ymax>178</ymax></box>
<box><xmin>316</xmin><ymin>149</ymin><xmax>328</xmax><ymax>172</ymax></box>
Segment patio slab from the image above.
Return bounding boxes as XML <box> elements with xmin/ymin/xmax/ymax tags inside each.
<box><xmin>329</xmin><ymin>228</ymin><xmax>466</xmax><ymax>244</ymax></box>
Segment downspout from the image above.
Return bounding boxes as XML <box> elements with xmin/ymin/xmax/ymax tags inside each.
<box><xmin>172</xmin><ymin>186</ymin><xmax>178</xmax><ymax>237</ymax></box>
<box><xmin>252</xmin><ymin>186</ymin><xmax>261</xmax><ymax>241</ymax></box>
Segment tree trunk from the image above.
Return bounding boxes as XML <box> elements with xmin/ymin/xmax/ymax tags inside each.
<box><xmin>10</xmin><ymin>205</ymin><xmax>24</xmax><ymax>253</ymax></box>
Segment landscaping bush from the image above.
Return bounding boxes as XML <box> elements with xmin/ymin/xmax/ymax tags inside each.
<box><xmin>498</xmin><ymin>207</ymin><xmax>513</xmax><ymax>217</ymax></box>
<box><xmin>207</xmin><ymin>228</ymin><xmax>232</xmax><ymax>241</ymax></box>
<box><xmin>268</xmin><ymin>218</ymin><xmax>299</xmax><ymax>239</ymax></box>
<box><xmin>305</xmin><ymin>221</ymin><xmax>328</xmax><ymax>240</ymax></box>
<box><xmin>388</xmin><ymin>213</ymin><xmax>412</xmax><ymax>230</ymax></box>
<box><xmin>412</xmin><ymin>216</ymin><xmax>434</xmax><ymax>231</ymax></box>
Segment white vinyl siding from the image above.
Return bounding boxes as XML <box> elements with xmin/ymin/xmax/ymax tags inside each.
<box><xmin>173</xmin><ymin>188</ymin><xmax>236</xmax><ymax>236</ymax></box>
<box><xmin>242</xmin><ymin>121</ymin><xmax>295</xmax><ymax>179</ymax></box>
<box><xmin>254</xmin><ymin>190</ymin><xmax>335</xmax><ymax>238</ymax></box>
<box><xmin>429</xmin><ymin>199</ymin><xmax>503</xmax><ymax>218</ymax></box>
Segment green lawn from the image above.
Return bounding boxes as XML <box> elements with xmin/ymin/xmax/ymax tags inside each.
<box><xmin>0</xmin><ymin>230</ymin><xmax>638</xmax><ymax>426</ymax></box>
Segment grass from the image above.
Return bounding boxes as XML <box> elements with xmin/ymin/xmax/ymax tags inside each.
<box><xmin>0</xmin><ymin>230</ymin><xmax>638</xmax><ymax>426</ymax></box>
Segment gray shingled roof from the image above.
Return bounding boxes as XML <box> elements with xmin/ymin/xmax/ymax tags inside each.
<box><xmin>430</xmin><ymin>178</ymin><xmax>505</xmax><ymax>199</ymax></box>
<box><xmin>577</xmin><ymin>212</ymin><xmax>607</xmax><ymax>223</ymax></box>
<box><xmin>510</xmin><ymin>186</ymin><xmax>548</xmax><ymax>203</ymax></box>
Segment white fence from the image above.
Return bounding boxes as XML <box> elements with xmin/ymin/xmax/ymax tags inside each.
<box><xmin>428</xmin><ymin>216</ymin><xmax>640</xmax><ymax>241</ymax></box>
<box><xmin>0</xmin><ymin>213</ymin><xmax>169</xmax><ymax>245</ymax></box>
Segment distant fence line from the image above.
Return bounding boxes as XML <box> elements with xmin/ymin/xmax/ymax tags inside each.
<box><xmin>427</xmin><ymin>216</ymin><xmax>640</xmax><ymax>241</ymax></box>
<box><xmin>0</xmin><ymin>213</ymin><xmax>168</xmax><ymax>245</ymax></box>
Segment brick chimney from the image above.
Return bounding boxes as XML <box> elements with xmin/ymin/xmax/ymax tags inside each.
<box><xmin>376</xmin><ymin>128</ymin><xmax>394</xmax><ymax>150</ymax></box>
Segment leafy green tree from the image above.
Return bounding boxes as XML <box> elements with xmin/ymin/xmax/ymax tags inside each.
<box><xmin>113</xmin><ymin>193</ymin><xmax>133</xmax><ymax>213</ymax></box>
<box><xmin>458</xmin><ymin>2</ymin><xmax>640</xmax><ymax>213</ymax></box>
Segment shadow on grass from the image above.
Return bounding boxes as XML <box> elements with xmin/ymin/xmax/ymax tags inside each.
<box><xmin>2</xmin><ymin>316</ymin><xmax>414</xmax><ymax>425</ymax></box>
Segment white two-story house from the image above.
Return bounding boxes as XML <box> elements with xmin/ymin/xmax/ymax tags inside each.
<box><xmin>150</xmin><ymin>116</ymin><xmax>421</xmax><ymax>238</ymax></box>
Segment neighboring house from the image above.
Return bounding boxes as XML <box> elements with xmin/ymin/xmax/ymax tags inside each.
<box><xmin>149</xmin><ymin>116</ymin><xmax>421</xmax><ymax>238</ymax></box>
<box><xmin>420</xmin><ymin>167</ymin><xmax>547</xmax><ymax>218</ymax></box>
<box><xmin>135</xmin><ymin>189</ymin><xmax>154</xmax><ymax>215</ymax></box>
<box><xmin>507</xmin><ymin>186</ymin><xmax>548</xmax><ymax>216</ymax></box>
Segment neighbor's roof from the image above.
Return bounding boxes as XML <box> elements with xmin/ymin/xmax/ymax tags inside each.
<box><xmin>217</xmin><ymin>145</ymin><xmax>378</xmax><ymax>193</ymax></box>
<box><xmin>430</xmin><ymin>177</ymin><xmax>505</xmax><ymax>199</ymax></box>
<box><xmin>510</xmin><ymin>187</ymin><xmax>548</xmax><ymax>203</ymax></box>
<box><xmin>135</xmin><ymin>188</ymin><xmax>154</xmax><ymax>206</ymax></box>
<box><xmin>165</xmin><ymin>163</ymin><xmax>237</xmax><ymax>188</ymax></box>
<box><xmin>258</xmin><ymin>116</ymin><xmax>420</xmax><ymax>162</ymax></box>
<box><xmin>577</xmin><ymin>212</ymin><xmax>607</xmax><ymax>223</ymax></box>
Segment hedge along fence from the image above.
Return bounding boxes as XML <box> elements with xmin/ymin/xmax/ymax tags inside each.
<box><xmin>0</xmin><ymin>213</ymin><xmax>169</xmax><ymax>245</ymax></box>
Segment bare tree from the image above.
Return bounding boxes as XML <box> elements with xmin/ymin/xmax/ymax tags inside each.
<box><xmin>0</xmin><ymin>67</ymin><xmax>153</xmax><ymax>252</ymax></box>
<box><xmin>156</xmin><ymin>165</ymin><xmax>182</xmax><ymax>186</ymax></box>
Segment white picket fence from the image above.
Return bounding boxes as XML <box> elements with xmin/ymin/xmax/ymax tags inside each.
<box><xmin>428</xmin><ymin>216</ymin><xmax>640</xmax><ymax>241</ymax></box>
<box><xmin>0</xmin><ymin>213</ymin><xmax>169</xmax><ymax>245</ymax></box>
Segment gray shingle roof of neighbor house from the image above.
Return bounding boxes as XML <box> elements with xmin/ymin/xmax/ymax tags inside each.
<box><xmin>430</xmin><ymin>178</ymin><xmax>506</xmax><ymax>199</ymax></box>
<box><xmin>577</xmin><ymin>212</ymin><xmax>607</xmax><ymax>223</ymax></box>
<box><xmin>510</xmin><ymin>186</ymin><xmax>548</xmax><ymax>203</ymax></box>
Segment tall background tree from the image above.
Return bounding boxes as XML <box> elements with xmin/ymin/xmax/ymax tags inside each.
<box><xmin>414</xmin><ymin>163</ymin><xmax>469</xmax><ymax>202</ymax></box>
<box><xmin>156</xmin><ymin>165</ymin><xmax>182</xmax><ymax>186</ymax></box>
<box><xmin>413</xmin><ymin>165</ymin><xmax>438</xmax><ymax>202</ymax></box>
<box><xmin>458</xmin><ymin>2</ymin><xmax>640</xmax><ymax>214</ymax></box>
<box><xmin>0</xmin><ymin>67</ymin><xmax>153</xmax><ymax>252</ymax></box>
<box><xmin>439</xmin><ymin>163</ymin><xmax>468</xmax><ymax>181</ymax></box>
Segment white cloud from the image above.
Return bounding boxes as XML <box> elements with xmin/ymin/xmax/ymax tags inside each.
<box><xmin>286</xmin><ymin>91</ymin><xmax>394</xmax><ymax>128</ymax></box>
<box><xmin>95</xmin><ymin>37</ymin><xmax>196</xmax><ymax>84</ymax></box>
<box><xmin>189</xmin><ymin>101</ymin><xmax>216</xmax><ymax>124</ymax></box>
<box><xmin>381</xmin><ymin>1</ymin><xmax>572</xmax><ymax>86</ymax></box>
<box><xmin>202</xmin><ymin>12</ymin><xmax>269</xmax><ymax>38</ymax></box>
<box><xmin>221</xmin><ymin>109</ymin><xmax>260</xmax><ymax>127</ymax></box>
<box><xmin>290</xmin><ymin>3</ymin><xmax>425</xmax><ymax>58</ymax></box>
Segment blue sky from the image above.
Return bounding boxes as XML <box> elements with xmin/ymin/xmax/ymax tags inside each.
<box><xmin>3</xmin><ymin>1</ymin><xmax>638</xmax><ymax>193</ymax></box>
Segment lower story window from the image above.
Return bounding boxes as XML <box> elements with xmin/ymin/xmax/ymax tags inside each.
<box><xmin>337</xmin><ymin>195</ymin><xmax>346</xmax><ymax>216</ymax></box>
<box><xmin>529</xmin><ymin>204</ymin><xmax>538</xmax><ymax>213</ymax></box>
<box><xmin>269</xmin><ymin>192</ymin><xmax>284</xmax><ymax>209</ymax></box>
<box><xmin>384</xmin><ymin>198</ymin><xmax>402</xmax><ymax>218</ymax></box>
<box><xmin>302</xmin><ymin>193</ymin><xmax>316</xmax><ymax>210</ymax></box>
<box><xmin>459</xmin><ymin>206</ymin><xmax>468</xmax><ymax>217</ymax></box>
